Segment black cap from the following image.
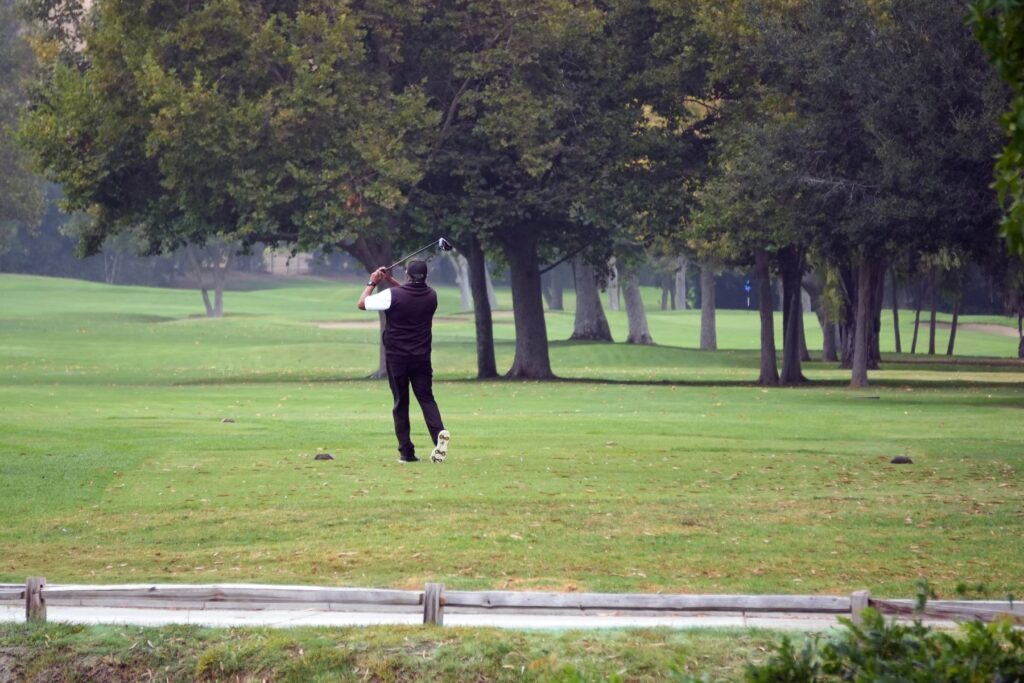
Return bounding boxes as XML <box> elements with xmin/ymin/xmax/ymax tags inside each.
<box><xmin>407</xmin><ymin>260</ymin><xmax>428</xmax><ymax>281</ymax></box>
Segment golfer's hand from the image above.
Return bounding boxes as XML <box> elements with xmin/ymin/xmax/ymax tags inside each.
<box><xmin>370</xmin><ymin>267</ymin><xmax>388</xmax><ymax>285</ymax></box>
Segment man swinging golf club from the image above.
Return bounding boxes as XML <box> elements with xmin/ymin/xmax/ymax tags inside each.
<box><xmin>358</xmin><ymin>258</ymin><xmax>450</xmax><ymax>463</ymax></box>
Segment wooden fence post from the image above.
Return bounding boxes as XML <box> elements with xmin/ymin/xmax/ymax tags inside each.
<box><xmin>26</xmin><ymin>577</ymin><xmax>46</xmax><ymax>623</ymax></box>
<box><xmin>423</xmin><ymin>583</ymin><xmax>444</xmax><ymax>625</ymax></box>
<box><xmin>850</xmin><ymin>589</ymin><xmax>870</xmax><ymax>625</ymax></box>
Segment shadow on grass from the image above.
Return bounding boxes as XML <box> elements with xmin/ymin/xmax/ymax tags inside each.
<box><xmin>167</xmin><ymin>340</ymin><xmax>1024</xmax><ymax>390</ymax></box>
<box><xmin>883</xmin><ymin>355</ymin><xmax>1024</xmax><ymax>369</ymax></box>
<box><xmin>171</xmin><ymin>373</ymin><xmax>1024</xmax><ymax>392</ymax></box>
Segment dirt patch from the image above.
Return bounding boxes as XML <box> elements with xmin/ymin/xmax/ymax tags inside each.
<box><xmin>935</xmin><ymin>321</ymin><xmax>1020</xmax><ymax>338</ymax></box>
<box><xmin>0</xmin><ymin>648</ymin><xmax>29</xmax><ymax>683</ymax></box>
<box><xmin>32</xmin><ymin>655</ymin><xmax>137</xmax><ymax>683</ymax></box>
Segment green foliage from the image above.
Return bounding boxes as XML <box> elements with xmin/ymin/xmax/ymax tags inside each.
<box><xmin>743</xmin><ymin>636</ymin><xmax>822</xmax><ymax>683</ymax></box>
<box><xmin>403</xmin><ymin>1</ymin><xmax>638</xmax><ymax>257</ymax></box>
<box><xmin>19</xmin><ymin>0</ymin><xmax>437</xmax><ymax>256</ymax></box>
<box><xmin>0</xmin><ymin>0</ymin><xmax>44</xmax><ymax>252</ymax></box>
<box><xmin>699</xmin><ymin>0</ymin><xmax>1005</xmax><ymax>269</ymax></box>
<box><xmin>973</xmin><ymin>0</ymin><xmax>1024</xmax><ymax>255</ymax></box>
<box><xmin>743</xmin><ymin>610</ymin><xmax>1024</xmax><ymax>682</ymax></box>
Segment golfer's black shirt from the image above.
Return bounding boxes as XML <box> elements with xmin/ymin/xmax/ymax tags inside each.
<box><xmin>382</xmin><ymin>281</ymin><xmax>437</xmax><ymax>357</ymax></box>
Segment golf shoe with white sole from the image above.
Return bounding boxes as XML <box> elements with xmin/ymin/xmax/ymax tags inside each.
<box><xmin>430</xmin><ymin>430</ymin><xmax>450</xmax><ymax>463</ymax></box>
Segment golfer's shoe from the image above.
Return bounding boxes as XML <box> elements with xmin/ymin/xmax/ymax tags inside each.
<box><xmin>430</xmin><ymin>430</ymin><xmax>450</xmax><ymax>463</ymax></box>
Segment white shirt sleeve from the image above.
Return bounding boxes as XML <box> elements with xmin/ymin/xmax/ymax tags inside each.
<box><xmin>363</xmin><ymin>288</ymin><xmax>393</xmax><ymax>311</ymax></box>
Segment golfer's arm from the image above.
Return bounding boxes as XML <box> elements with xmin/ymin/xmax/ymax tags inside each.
<box><xmin>357</xmin><ymin>282</ymin><xmax>376</xmax><ymax>310</ymax></box>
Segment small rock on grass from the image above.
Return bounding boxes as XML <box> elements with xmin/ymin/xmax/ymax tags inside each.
<box><xmin>314</xmin><ymin>453</ymin><xmax>334</xmax><ymax>461</ymax></box>
<box><xmin>890</xmin><ymin>455</ymin><xmax>913</xmax><ymax>464</ymax></box>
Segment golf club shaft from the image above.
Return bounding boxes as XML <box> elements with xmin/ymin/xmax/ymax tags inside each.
<box><xmin>385</xmin><ymin>243</ymin><xmax>434</xmax><ymax>272</ymax></box>
<box><xmin>385</xmin><ymin>238</ymin><xmax>452</xmax><ymax>272</ymax></box>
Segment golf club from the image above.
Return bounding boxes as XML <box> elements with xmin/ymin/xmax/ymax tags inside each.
<box><xmin>385</xmin><ymin>237</ymin><xmax>453</xmax><ymax>272</ymax></box>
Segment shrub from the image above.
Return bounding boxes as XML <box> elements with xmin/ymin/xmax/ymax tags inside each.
<box><xmin>744</xmin><ymin>609</ymin><xmax>1024</xmax><ymax>683</ymax></box>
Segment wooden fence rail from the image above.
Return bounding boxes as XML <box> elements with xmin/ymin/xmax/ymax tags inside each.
<box><xmin>1</xmin><ymin>580</ymin><xmax>1021</xmax><ymax>627</ymax></box>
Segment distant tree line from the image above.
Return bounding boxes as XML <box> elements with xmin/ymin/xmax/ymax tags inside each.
<box><xmin>4</xmin><ymin>0</ymin><xmax>1023</xmax><ymax>382</ymax></box>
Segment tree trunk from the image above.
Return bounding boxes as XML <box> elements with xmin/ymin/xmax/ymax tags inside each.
<box><xmin>104</xmin><ymin>251</ymin><xmax>122</xmax><ymax>284</ymax></box>
<box><xmin>622</xmin><ymin>265</ymin><xmax>654</xmax><ymax>345</ymax></box>
<box><xmin>823</xmin><ymin>322</ymin><xmax>838</xmax><ymax>362</ymax></box>
<box><xmin>868</xmin><ymin>263</ymin><xmax>885</xmax><ymax>369</ymax></box>
<box><xmin>553</xmin><ymin>263</ymin><xmax>566</xmax><ymax>310</ymax></box>
<box><xmin>465</xmin><ymin>234</ymin><xmax>498</xmax><ymax>379</ymax></box>
<box><xmin>838</xmin><ymin>267</ymin><xmax>856</xmax><ymax>369</ymax></box>
<box><xmin>570</xmin><ymin>257</ymin><xmax>613</xmax><ymax>341</ymax></box>
<box><xmin>200</xmin><ymin>288</ymin><xmax>215</xmax><ymax>316</ymax></box>
<box><xmin>755</xmin><ymin>250</ymin><xmax>779</xmax><ymax>385</ymax></box>
<box><xmin>850</xmin><ymin>256</ymin><xmax>874</xmax><ymax>388</ymax></box>
<box><xmin>804</xmin><ymin>271</ymin><xmax>836</xmax><ymax>362</ymax></box>
<box><xmin>675</xmin><ymin>256</ymin><xmax>688</xmax><ymax>310</ymax></box>
<box><xmin>945</xmin><ymin>299</ymin><xmax>960</xmax><ymax>356</ymax></box>
<box><xmin>549</xmin><ymin>274</ymin><xmax>563</xmax><ymax>310</ymax></box>
<box><xmin>449</xmin><ymin>253</ymin><xmax>473</xmax><ymax>312</ymax></box>
<box><xmin>485</xmin><ymin>260</ymin><xmax>498</xmax><ymax>309</ymax></box>
<box><xmin>212</xmin><ymin>266</ymin><xmax>224</xmax><ymax>318</ymax></box>
<box><xmin>928</xmin><ymin>271</ymin><xmax>938</xmax><ymax>355</ymax></box>
<box><xmin>779</xmin><ymin>246</ymin><xmax>806</xmax><ymax>385</ymax></box>
<box><xmin>187</xmin><ymin>245</ymin><xmax>218</xmax><ymax>318</ymax></box>
<box><xmin>504</xmin><ymin>228</ymin><xmax>554</xmax><ymax>379</ymax></box>
<box><xmin>345</xmin><ymin>236</ymin><xmax>394</xmax><ymax>378</ymax></box>
<box><xmin>607</xmin><ymin>257</ymin><xmax>620</xmax><ymax>311</ymax></box>
<box><xmin>799</xmin><ymin>306</ymin><xmax>810</xmax><ymax>362</ymax></box>
<box><xmin>660</xmin><ymin>284</ymin><xmax>670</xmax><ymax>310</ymax></box>
<box><xmin>699</xmin><ymin>263</ymin><xmax>717</xmax><ymax>350</ymax></box>
<box><xmin>890</xmin><ymin>269</ymin><xmax>902</xmax><ymax>353</ymax></box>
<box><xmin>910</xmin><ymin>279</ymin><xmax>923</xmax><ymax>354</ymax></box>
<box><xmin>543</xmin><ymin>261</ymin><xmax>567</xmax><ymax>311</ymax></box>
<box><xmin>1019</xmin><ymin>314</ymin><xmax>1023</xmax><ymax>359</ymax></box>
<box><xmin>210</xmin><ymin>248</ymin><xmax>229</xmax><ymax>318</ymax></box>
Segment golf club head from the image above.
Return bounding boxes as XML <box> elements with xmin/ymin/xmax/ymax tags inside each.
<box><xmin>438</xmin><ymin>237</ymin><xmax>453</xmax><ymax>252</ymax></box>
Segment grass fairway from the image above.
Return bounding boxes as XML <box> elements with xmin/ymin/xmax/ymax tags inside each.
<box><xmin>1</xmin><ymin>273</ymin><xmax>1022</xmax><ymax>599</ymax></box>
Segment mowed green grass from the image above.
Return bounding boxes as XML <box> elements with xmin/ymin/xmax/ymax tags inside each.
<box><xmin>0</xmin><ymin>621</ymin><xmax>782</xmax><ymax>681</ymax></box>
<box><xmin>1</xmin><ymin>273</ymin><xmax>1022</xmax><ymax>598</ymax></box>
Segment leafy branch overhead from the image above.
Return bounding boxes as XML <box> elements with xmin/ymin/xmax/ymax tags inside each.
<box><xmin>973</xmin><ymin>0</ymin><xmax>1024</xmax><ymax>255</ymax></box>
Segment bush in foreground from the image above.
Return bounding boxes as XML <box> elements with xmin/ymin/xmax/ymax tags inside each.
<box><xmin>737</xmin><ymin>609</ymin><xmax>1024</xmax><ymax>683</ymax></box>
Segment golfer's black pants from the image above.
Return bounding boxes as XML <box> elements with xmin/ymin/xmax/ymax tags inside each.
<box><xmin>385</xmin><ymin>353</ymin><xmax>445</xmax><ymax>457</ymax></box>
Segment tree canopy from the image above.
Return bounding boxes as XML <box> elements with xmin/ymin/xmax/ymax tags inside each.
<box><xmin>973</xmin><ymin>0</ymin><xmax>1024</xmax><ymax>255</ymax></box>
<box><xmin>21</xmin><ymin>0</ymin><xmax>436</xmax><ymax>257</ymax></box>
<box><xmin>0</xmin><ymin>0</ymin><xmax>44</xmax><ymax>253</ymax></box>
<box><xmin>15</xmin><ymin>0</ymin><xmax>1017</xmax><ymax>382</ymax></box>
<box><xmin>692</xmin><ymin>0</ymin><xmax>1006</xmax><ymax>386</ymax></box>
